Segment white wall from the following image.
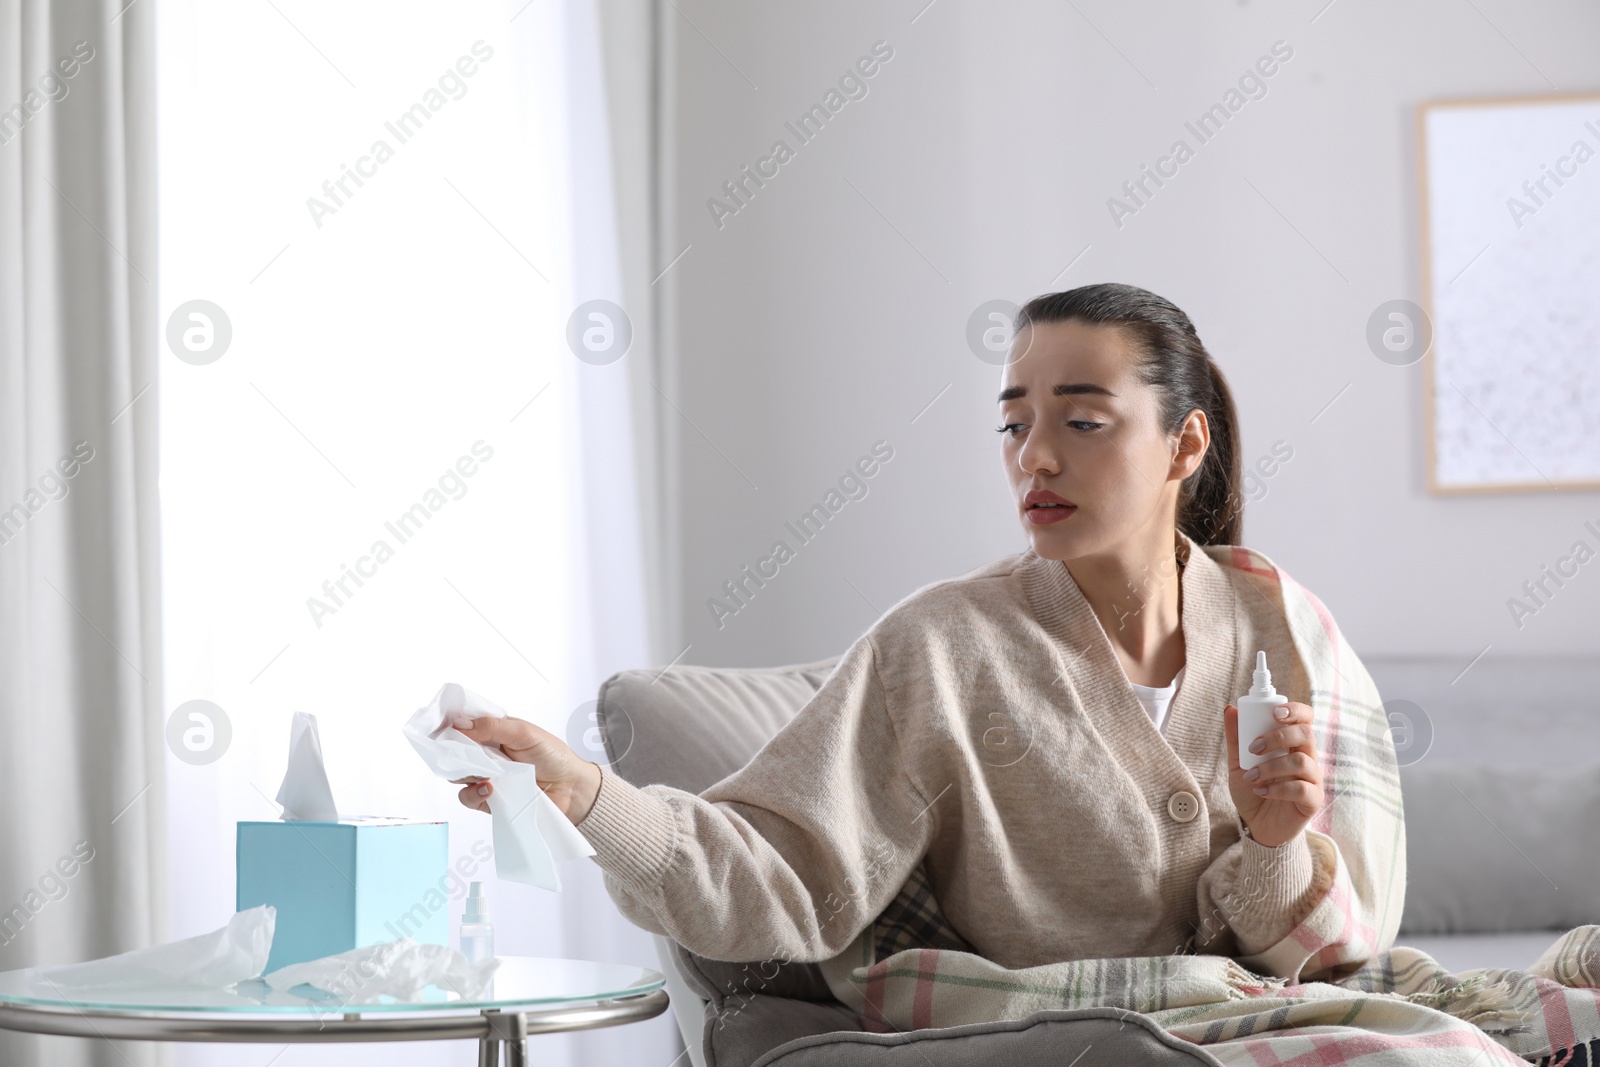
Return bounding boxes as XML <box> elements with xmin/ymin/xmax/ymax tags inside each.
<box><xmin>654</xmin><ymin>0</ymin><xmax>1600</xmax><ymax>669</ymax></box>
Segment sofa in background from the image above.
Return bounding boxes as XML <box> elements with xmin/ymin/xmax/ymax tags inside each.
<box><xmin>1364</xmin><ymin>654</ymin><xmax>1600</xmax><ymax>972</ymax></box>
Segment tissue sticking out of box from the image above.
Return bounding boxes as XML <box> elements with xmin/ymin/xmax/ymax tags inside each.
<box><xmin>276</xmin><ymin>711</ymin><xmax>339</xmax><ymax>822</ymax></box>
<box><xmin>404</xmin><ymin>682</ymin><xmax>595</xmax><ymax>891</ymax></box>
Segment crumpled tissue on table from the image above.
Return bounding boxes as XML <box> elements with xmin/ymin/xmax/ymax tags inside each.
<box><xmin>275</xmin><ymin>710</ymin><xmax>339</xmax><ymax>821</ymax></box>
<box><xmin>28</xmin><ymin>906</ymin><xmax>276</xmax><ymax>991</ymax></box>
<box><xmin>25</xmin><ymin>908</ymin><xmax>495</xmax><ymax>1005</ymax></box>
<box><xmin>263</xmin><ymin>939</ymin><xmax>499</xmax><ymax>1004</ymax></box>
<box><xmin>404</xmin><ymin>682</ymin><xmax>595</xmax><ymax>891</ymax></box>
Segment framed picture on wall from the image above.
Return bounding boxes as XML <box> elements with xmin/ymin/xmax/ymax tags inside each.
<box><xmin>1417</xmin><ymin>91</ymin><xmax>1600</xmax><ymax>494</ymax></box>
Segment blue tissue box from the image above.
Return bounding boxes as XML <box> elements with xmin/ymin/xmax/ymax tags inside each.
<box><xmin>237</xmin><ymin>817</ymin><xmax>449</xmax><ymax>973</ymax></box>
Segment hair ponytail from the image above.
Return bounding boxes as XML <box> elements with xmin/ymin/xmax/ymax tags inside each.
<box><xmin>1183</xmin><ymin>358</ymin><xmax>1242</xmax><ymax>546</ymax></box>
<box><xmin>1015</xmin><ymin>283</ymin><xmax>1244</xmax><ymax>546</ymax></box>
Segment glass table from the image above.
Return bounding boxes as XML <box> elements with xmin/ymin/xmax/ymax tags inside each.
<box><xmin>0</xmin><ymin>955</ymin><xmax>668</xmax><ymax>1066</ymax></box>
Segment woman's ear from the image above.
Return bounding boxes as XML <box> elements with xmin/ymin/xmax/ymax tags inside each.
<box><xmin>1171</xmin><ymin>408</ymin><xmax>1211</xmax><ymax>479</ymax></box>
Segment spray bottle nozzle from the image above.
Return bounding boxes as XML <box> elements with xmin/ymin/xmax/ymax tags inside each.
<box><xmin>464</xmin><ymin>881</ymin><xmax>490</xmax><ymax>924</ymax></box>
<box><xmin>1250</xmin><ymin>650</ymin><xmax>1275</xmax><ymax>695</ymax></box>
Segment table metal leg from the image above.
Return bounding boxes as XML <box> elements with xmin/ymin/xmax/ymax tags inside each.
<box><xmin>482</xmin><ymin>1010</ymin><xmax>528</xmax><ymax>1066</ymax></box>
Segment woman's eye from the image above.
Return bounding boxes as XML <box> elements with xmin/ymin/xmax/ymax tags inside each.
<box><xmin>995</xmin><ymin>421</ymin><xmax>1102</xmax><ymax>435</ymax></box>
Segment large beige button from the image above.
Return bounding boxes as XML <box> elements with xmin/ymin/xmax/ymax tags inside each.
<box><xmin>1168</xmin><ymin>790</ymin><xmax>1200</xmax><ymax>823</ymax></box>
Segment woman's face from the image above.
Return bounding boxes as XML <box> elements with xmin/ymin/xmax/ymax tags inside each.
<box><xmin>997</xmin><ymin>318</ymin><xmax>1204</xmax><ymax>563</ymax></box>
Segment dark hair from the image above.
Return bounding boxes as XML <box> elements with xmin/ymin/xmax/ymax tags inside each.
<box><xmin>1014</xmin><ymin>282</ymin><xmax>1243</xmax><ymax>547</ymax></box>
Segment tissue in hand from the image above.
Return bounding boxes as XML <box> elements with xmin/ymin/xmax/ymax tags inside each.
<box><xmin>276</xmin><ymin>711</ymin><xmax>339</xmax><ymax>821</ymax></box>
<box><xmin>405</xmin><ymin>682</ymin><xmax>594</xmax><ymax>891</ymax></box>
<box><xmin>28</xmin><ymin>906</ymin><xmax>275</xmax><ymax>991</ymax></box>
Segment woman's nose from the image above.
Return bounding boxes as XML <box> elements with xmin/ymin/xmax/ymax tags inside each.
<box><xmin>1019</xmin><ymin>431</ymin><xmax>1060</xmax><ymax>476</ymax></box>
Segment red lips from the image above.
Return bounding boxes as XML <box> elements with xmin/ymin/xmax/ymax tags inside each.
<box><xmin>1024</xmin><ymin>489</ymin><xmax>1076</xmax><ymax>509</ymax></box>
<box><xmin>1023</xmin><ymin>488</ymin><xmax>1077</xmax><ymax>525</ymax></box>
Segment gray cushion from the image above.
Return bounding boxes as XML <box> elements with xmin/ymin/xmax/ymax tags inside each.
<box><xmin>697</xmin><ymin>975</ymin><xmax>867</xmax><ymax>1067</ymax></box>
<box><xmin>672</xmin><ymin>942</ymin><xmax>839</xmax><ymax>1005</ymax></box>
<box><xmin>749</xmin><ymin>1007</ymin><xmax>1224</xmax><ymax>1067</ymax></box>
<box><xmin>1398</xmin><ymin>761</ymin><xmax>1600</xmax><ymax>935</ymax></box>
<box><xmin>597</xmin><ymin>657</ymin><xmax>842</xmax><ymax>1006</ymax></box>
<box><xmin>598</xmin><ymin>657</ymin><xmax>840</xmax><ymax>795</ymax></box>
<box><xmin>1362</xmin><ymin>655</ymin><xmax>1600</xmax><ymax>771</ymax></box>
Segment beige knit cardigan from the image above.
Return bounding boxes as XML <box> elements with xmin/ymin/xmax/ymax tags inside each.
<box><xmin>575</xmin><ymin>532</ymin><xmax>1400</xmax><ymax>981</ymax></box>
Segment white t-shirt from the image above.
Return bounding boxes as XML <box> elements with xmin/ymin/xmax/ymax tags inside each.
<box><xmin>1126</xmin><ymin>664</ymin><xmax>1186</xmax><ymax>736</ymax></box>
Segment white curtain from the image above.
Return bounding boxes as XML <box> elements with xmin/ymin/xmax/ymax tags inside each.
<box><xmin>512</xmin><ymin>1</ymin><xmax>683</xmax><ymax>1063</ymax></box>
<box><xmin>0</xmin><ymin>1</ymin><xmax>166</xmax><ymax>1065</ymax></box>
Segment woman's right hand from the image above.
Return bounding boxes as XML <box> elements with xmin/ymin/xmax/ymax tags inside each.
<box><xmin>448</xmin><ymin>712</ymin><xmax>604</xmax><ymax>825</ymax></box>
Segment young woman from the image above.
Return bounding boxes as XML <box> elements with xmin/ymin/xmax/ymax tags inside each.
<box><xmin>452</xmin><ymin>282</ymin><xmax>1397</xmax><ymax>984</ymax></box>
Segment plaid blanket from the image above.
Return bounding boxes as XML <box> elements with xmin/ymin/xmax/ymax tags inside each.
<box><xmin>820</xmin><ymin>863</ymin><xmax>1600</xmax><ymax>1064</ymax></box>
<box><xmin>819</xmin><ymin>547</ymin><xmax>1600</xmax><ymax>1064</ymax></box>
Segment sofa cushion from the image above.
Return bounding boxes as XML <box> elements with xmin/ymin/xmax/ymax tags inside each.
<box><xmin>673</xmin><ymin>940</ymin><xmax>839</xmax><ymax>1005</ymax></box>
<box><xmin>1398</xmin><ymin>761</ymin><xmax>1600</xmax><ymax>935</ymax></box>
<box><xmin>749</xmin><ymin>1006</ymin><xmax>1225</xmax><ymax>1067</ymax></box>
<box><xmin>598</xmin><ymin>658</ymin><xmax>845</xmax><ymax>1005</ymax></box>
<box><xmin>700</xmin><ymin>992</ymin><xmax>865</xmax><ymax>1067</ymax></box>
<box><xmin>597</xmin><ymin>657</ymin><xmax>840</xmax><ymax>795</ymax></box>
<box><xmin>1395</xmin><ymin>930</ymin><xmax>1576</xmax><ymax>973</ymax></box>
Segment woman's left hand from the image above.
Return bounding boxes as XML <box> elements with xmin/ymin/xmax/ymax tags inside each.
<box><xmin>1223</xmin><ymin>701</ymin><xmax>1324</xmax><ymax>848</ymax></box>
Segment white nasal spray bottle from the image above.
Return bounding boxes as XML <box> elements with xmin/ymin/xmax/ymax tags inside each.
<box><xmin>460</xmin><ymin>881</ymin><xmax>494</xmax><ymax>963</ymax></box>
<box><xmin>1236</xmin><ymin>650</ymin><xmax>1287</xmax><ymax>771</ymax></box>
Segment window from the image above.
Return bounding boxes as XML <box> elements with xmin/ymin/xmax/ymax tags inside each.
<box><xmin>157</xmin><ymin>2</ymin><xmax>585</xmax><ymax>1029</ymax></box>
